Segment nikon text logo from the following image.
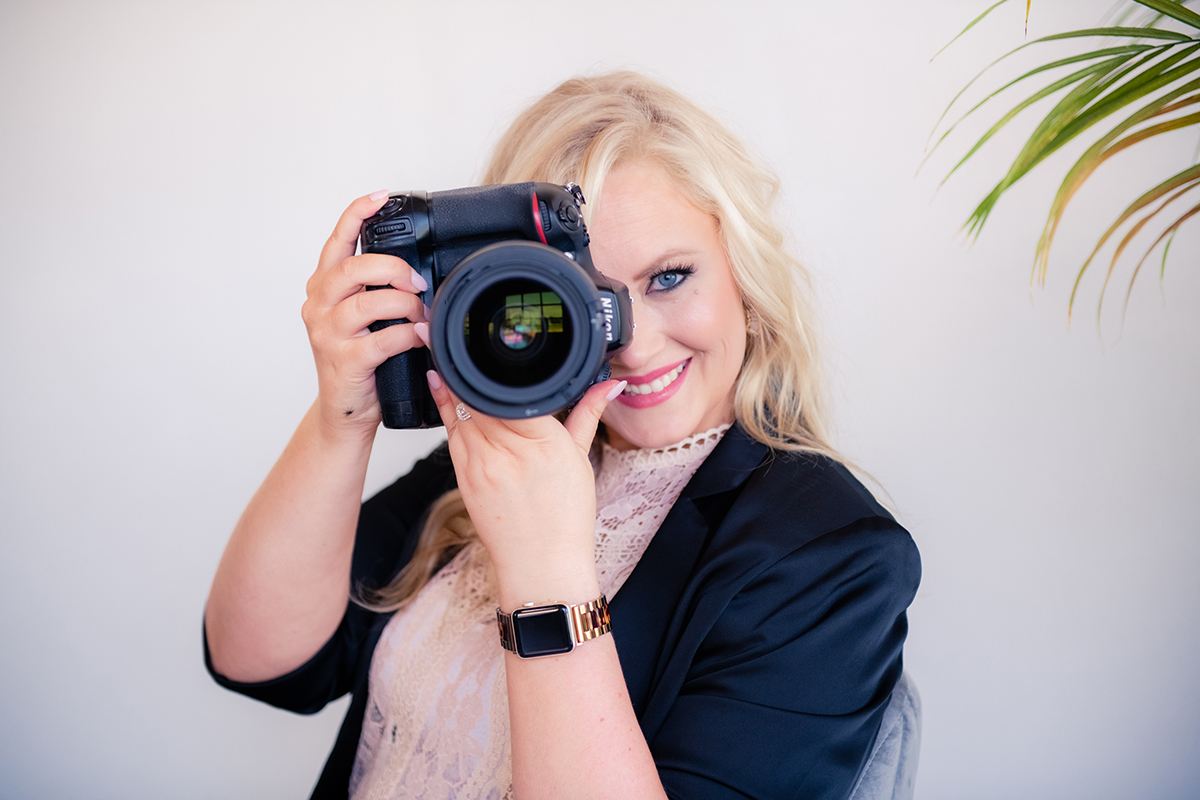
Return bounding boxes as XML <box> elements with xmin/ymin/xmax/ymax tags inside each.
<box><xmin>600</xmin><ymin>297</ymin><xmax>614</xmax><ymax>342</ymax></box>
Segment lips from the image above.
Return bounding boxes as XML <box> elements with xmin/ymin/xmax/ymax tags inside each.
<box><xmin>614</xmin><ymin>358</ymin><xmax>691</xmax><ymax>409</ymax></box>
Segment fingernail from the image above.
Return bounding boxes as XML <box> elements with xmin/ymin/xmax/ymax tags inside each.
<box><xmin>426</xmin><ymin>370</ymin><xmax>443</xmax><ymax>391</ymax></box>
<box><xmin>368</xmin><ymin>189</ymin><xmax>389</xmax><ymax>201</ymax></box>
<box><xmin>413</xmin><ymin>322</ymin><xmax>430</xmax><ymax>347</ymax></box>
<box><xmin>605</xmin><ymin>381</ymin><xmax>627</xmax><ymax>401</ymax></box>
<box><xmin>411</xmin><ymin>270</ymin><xmax>429</xmax><ymax>292</ymax></box>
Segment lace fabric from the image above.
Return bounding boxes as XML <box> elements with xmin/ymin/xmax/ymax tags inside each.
<box><xmin>350</xmin><ymin>425</ymin><xmax>731</xmax><ymax>800</ymax></box>
<box><xmin>592</xmin><ymin>425</ymin><xmax>731</xmax><ymax>596</ymax></box>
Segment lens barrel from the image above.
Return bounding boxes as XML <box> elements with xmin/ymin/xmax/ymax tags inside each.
<box><xmin>429</xmin><ymin>242</ymin><xmax>609</xmax><ymax>419</ymax></box>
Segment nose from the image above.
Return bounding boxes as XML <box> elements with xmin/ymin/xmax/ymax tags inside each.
<box><xmin>609</xmin><ymin>310</ymin><xmax>662</xmax><ymax>375</ymax></box>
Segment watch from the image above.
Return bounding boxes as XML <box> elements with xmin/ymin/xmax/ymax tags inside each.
<box><xmin>496</xmin><ymin>595</ymin><xmax>611</xmax><ymax>658</ymax></box>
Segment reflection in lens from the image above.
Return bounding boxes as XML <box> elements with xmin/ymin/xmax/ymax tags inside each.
<box><xmin>463</xmin><ymin>278</ymin><xmax>572</xmax><ymax>387</ymax></box>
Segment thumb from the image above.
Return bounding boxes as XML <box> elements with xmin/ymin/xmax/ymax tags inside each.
<box><xmin>562</xmin><ymin>379</ymin><xmax>627</xmax><ymax>452</ymax></box>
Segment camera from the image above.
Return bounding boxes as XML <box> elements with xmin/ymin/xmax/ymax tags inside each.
<box><xmin>359</xmin><ymin>182</ymin><xmax>633</xmax><ymax>429</ymax></box>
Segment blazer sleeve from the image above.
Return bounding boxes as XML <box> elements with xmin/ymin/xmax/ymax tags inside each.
<box><xmin>203</xmin><ymin>441</ymin><xmax>456</xmax><ymax>715</ymax></box>
<box><xmin>652</xmin><ymin>517</ymin><xmax>921</xmax><ymax>800</ymax></box>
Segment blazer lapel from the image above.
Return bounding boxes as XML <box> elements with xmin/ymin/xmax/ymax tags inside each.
<box><xmin>609</xmin><ymin>424</ymin><xmax>769</xmax><ymax>716</ymax></box>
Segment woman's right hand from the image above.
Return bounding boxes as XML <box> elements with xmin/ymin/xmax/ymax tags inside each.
<box><xmin>207</xmin><ymin>191</ymin><xmax>429</xmax><ymax>681</ymax></box>
<box><xmin>302</xmin><ymin>190</ymin><xmax>429</xmax><ymax>438</ymax></box>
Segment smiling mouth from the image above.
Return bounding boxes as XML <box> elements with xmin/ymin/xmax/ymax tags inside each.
<box><xmin>622</xmin><ymin>360</ymin><xmax>688</xmax><ymax>396</ymax></box>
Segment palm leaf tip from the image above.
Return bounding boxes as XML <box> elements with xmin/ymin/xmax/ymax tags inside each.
<box><xmin>932</xmin><ymin>0</ymin><xmax>1010</xmax><ymax>63</ymax></box>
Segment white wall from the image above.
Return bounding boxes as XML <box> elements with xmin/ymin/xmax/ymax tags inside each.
<box><xmin>2</xmin><ymin>2</ymin><xmax>1197</xmax><ymax>798</ymax></box>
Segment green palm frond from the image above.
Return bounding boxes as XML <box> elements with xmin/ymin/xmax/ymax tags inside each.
<box><xmin>1037</xmin><ymin>87</ymin><xmax>1200</xmax><ymax>285</ymax></box>
<box><xmin>1139</xmin><ymin>0</ymin><xmax>1200</xmax><ymax>28</ymax></box>
<box><xmin>929</xmin><ymin>0</ymin><xmax>1200</xmax><ymax>324</ymax></box>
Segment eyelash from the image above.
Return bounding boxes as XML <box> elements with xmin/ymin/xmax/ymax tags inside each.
<box><xmin>647</xmin><ymin>263</ymin><xmax>696</xmax><ymax>294</ymax></box>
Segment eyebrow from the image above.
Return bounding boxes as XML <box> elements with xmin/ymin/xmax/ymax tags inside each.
<box><xmin>630</xmin><ymin>248</ymin><xmax>702</xmax><ymax>282</ymax></box>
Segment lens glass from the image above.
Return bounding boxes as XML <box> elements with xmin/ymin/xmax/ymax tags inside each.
<box><xmin>462</xmin><ymin>278</ymin><xmax>573</xmax><ymax>387</ymax></box>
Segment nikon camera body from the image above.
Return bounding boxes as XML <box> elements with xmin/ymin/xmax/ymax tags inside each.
<box><xmin>359</xmin><ymin>182</ymin><xmax>633</xmax><ymax>429</ymax></box>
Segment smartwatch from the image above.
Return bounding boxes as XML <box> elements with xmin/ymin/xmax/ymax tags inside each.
<box><xmin>496</xmin><ymin>595</ymin><xmax>611</xmax><ymax>658</ymax></box>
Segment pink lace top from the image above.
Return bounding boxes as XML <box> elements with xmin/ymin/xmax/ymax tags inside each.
<box><xmin>348</xmin><ymin>424</ymin><xmax>731</xmax><ymax>800</ymax></box>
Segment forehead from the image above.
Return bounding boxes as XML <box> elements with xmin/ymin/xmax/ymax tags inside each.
<box><xmin>587</xmin><ymin>162</ymin><xmax>718</xmax><ymax>272</ymax></box>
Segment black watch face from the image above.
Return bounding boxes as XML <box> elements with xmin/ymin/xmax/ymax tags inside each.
<box><xmin>512</xmin><ymin>604</ymin><xmax>574</xmax><ymax>657</ymax></box>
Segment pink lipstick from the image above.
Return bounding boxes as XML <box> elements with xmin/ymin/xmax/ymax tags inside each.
<box><xmin>613</xmin><ymin>358</ymin><xmax>690</xmax><ymax>409</ymax></box>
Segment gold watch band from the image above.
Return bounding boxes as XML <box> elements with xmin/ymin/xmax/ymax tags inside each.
<box><xmin>496</xmin><ymin>594</ymin><xmax>612</xmax><ymax>656</ymax></box>
<box><xmin>568</xmin><ymin>595</ymin><xmax>612</xmax><ymax>644</ymax></box>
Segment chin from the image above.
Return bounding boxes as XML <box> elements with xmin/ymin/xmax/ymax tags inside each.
<box><xmin>602</xmin><ymin>414</ymin><xmax>698</xmax><ymax>452</ymax></box>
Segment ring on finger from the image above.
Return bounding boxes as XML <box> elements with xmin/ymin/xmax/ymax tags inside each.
<box><xmin>455</xmin><ymin>403</ymin><xmax>472</xmax><ymax>422</ymax></box>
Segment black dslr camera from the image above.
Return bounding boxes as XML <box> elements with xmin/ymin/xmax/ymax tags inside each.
<box><xmin>360</xmin><ymin>182</ymin><xmax>633</xmax><ymax>429</ymax></box>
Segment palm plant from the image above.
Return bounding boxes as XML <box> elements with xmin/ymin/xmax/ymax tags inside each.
<box><xmin>926</xmin><ymin>0</ymin><xmax>1200</xmax><ymax>324</ymax></box>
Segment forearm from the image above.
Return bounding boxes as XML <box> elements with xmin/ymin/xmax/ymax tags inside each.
<box><xmin>500</xmin><ymin>564</ymin><xmax>668</xmax><ymax>800</ymax></box>
<box><xmin>205</xmin><ymin>400</ymin><xmax>376</xmax><ymax>682</ymax></box>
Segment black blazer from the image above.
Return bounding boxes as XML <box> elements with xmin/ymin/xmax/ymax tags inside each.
<box><xmin>205</xmin><ymin>423</ymin><xmax>920</xmax><ymax>799</ymax></box>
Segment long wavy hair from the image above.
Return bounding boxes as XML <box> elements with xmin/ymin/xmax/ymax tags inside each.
<box><xmin>361</xmin><ymin>71</ymin><xmax>837</xmax><ymax>612</ymax></box>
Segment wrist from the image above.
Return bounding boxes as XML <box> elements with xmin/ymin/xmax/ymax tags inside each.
<box><xmin>300</xmin><ymin>401</ymin><xmax>380</xmax><ymax>464</ymax></box>
<box><xmin>494</xmin><ymin>557</ymin><xmax>600</xmax><ymax>613</ymax></box>
<box><xmin>310</xmin><ymin>396</ymin><xmax>381</xmax><ymax>447</ymax></box>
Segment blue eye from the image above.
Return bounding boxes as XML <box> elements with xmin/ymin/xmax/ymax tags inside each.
<box><xmin>648</xmin><ymin>265</ymin><xmax>695</xmax><ymax>293</ymax></box>
<box><xmin>653</xmin><ymin>272</ymin><xmax>682</xmax><ymax>290</ymax></box>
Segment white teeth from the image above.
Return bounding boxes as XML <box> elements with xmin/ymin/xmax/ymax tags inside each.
<box><xmin>622</xmin><ymin>362</ymin><xmax>686</xmax><ymax>396</ymax></box>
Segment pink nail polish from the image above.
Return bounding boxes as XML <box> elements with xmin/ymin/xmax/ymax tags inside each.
<box><xmin>411</xmin><ymin>270</ymin><xmax>429</xmax><ymax>292</ymax></box>
<box><xmin>427</xmin><ymin>370</ymin><xmax>444</xmax><ymax>391</ymax></box>
<box><xmin>369</xmin><ymin>189</ymin><xmax>389</xmax><ymax>201</ymax></box>
<box><xmin>605</xmin><ymin>381</ymin><xmax>627</xmax><ymax>401</ymax></box>
<box><xmin>413</xmin><ymin>322</ymin><xmax>430</xmax><ymax>347</ymax></box>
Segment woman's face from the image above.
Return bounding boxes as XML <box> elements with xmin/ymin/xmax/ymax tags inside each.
<box><xmin>588</xmin><ymin>161</ymin><xmax>748</xmax><ymax>451</ymax></box>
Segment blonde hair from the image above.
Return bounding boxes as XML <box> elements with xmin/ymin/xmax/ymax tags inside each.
<box><xmin>361</xmin><ymin>70</ymin><xmax>838</xmax><ymax>612</ymax></box>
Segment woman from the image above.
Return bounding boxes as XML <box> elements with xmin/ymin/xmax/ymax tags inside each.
<box><xmin>204</xmin><ymin>71</ymin><xmax>920</xmax><ymax>800</ymax></box>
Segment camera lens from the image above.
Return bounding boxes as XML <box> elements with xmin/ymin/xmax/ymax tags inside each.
<box><xmin>464</xmin><ymin>278</ymin><xmax>573</xmax><ymax>387</ymax></box>
<box><xmin>430</xmin><ymin>241</ymin><xmax>608</xmax><ymax>419</ymax></box>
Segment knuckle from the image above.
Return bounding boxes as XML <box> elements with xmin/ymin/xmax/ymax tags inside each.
<box><xmin>351</xmin><ymin>289</ymin><xmax>374</xmax><ymax>321</ymax></box>
<box><xmin>327</xmin><ymin>226</ymin><xmax>348</xmax><ymax>249</ymax></box>
<box><xmin>317</xmin><ymin>235</ymin><xmax>335</xmax><ymax>263</ymax></box>
<box><xmin>366</xmin><ymin>327</ymin><xmax>387</xmax><ymax>356</ymax></box>
<box><xmin>367</xmin><ymin>327</ymin><xmax>401</xmax><ymax>362</ymax></box>
<box><xmin>308</xmin><ymin>326</ymin><xmax>332</xmax><ymax>353</ymax></box>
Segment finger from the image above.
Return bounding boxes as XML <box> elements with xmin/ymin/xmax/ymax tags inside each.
<box><xmin>413</xmin><ymin>321</ymin><xmax>431</xmax><ymax>349</ymax></box>
<box><xmin>310</xmin><ymin>253</ymin><xmax>427</xmax><ymax>308</ymax></box>
<box><xmin>424</xmin><ymin>368</ymin><xmax>513</xmax><ymax>445</ymax></box>
<box><xmin>342</xmin><ymin>321</ymin><xmax>427</xmax><ymax>371</ymax></box>
<box><xmin>426</xmin><ymin>369</ymin><xmax>467</xmax><ymax>439</ymax></box>
<box><xmin>563</xmin><ymin>380</ymin><xmax>627</xmax><ymax>452</ymax></box>
<box><xmin>327</xmin><ymin>286</ymin><xmax>426</xmax><ymax>339</ymax></box>
<box><xmin>317</xmin><ymin>191</ymin><xmax>392</xmax><ymax>274</ymax></box>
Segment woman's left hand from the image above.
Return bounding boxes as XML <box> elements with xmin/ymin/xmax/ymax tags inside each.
<box><xmin>415</xmin><ymin>322</ymin><xmax>626</xmax><ymax>608</ymax></box>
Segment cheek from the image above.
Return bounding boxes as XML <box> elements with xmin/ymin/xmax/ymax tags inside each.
<box><xmin>665</xmin><ymin>291</ymin><xmax>746</xmax><ymax>363</ymax></box>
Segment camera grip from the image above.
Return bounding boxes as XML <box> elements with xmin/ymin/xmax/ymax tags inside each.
<box><xmin>367</xmin><ymin>305</ymin><xmax>442</xmax><ymax>429</ymax></box>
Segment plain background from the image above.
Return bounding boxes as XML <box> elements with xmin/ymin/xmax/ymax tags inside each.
<box><xmin>2</xmin><ymin>1</ymin><xmax>1198</xmax><ymax>798</ymax></box>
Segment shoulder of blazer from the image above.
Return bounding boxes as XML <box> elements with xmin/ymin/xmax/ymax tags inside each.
<box><xmin>684</xmin><ymin>422</ymin><xmax>895</xmax><ymax>552</ymax></box>
<box><xmin>610</xmin><ymin>422</ymin><xmax>907</xmax><ymax>718</ymax></box>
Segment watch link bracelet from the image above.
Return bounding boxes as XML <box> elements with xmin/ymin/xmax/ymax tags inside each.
<box><xmin>496</xmin><ymin>595</ymin><xmax>611</xmax><ymax>658</ymax></box>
